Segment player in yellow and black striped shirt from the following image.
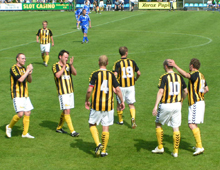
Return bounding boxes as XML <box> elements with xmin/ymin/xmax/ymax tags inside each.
<box><xmin>85</xmin><ymin>55</ymin><xmax>125</xmax><ymax>157</ymax></box>
<box><xmin>112</xmin><ymin>46</ymin><xmax>141</xmax><ymax>129</ymax></box>
<box><xmin>36</xmin><ymin>21</ymin><xmax>54</xmax><ymax>67</ymax></box>
<box><xmin>6</xmin><ymin>53</ymin><xmax>35</xmax><ymax>139</ymax></box>
<box><xmin>152</xmin><ymin>59</ymin><xmax>188</xmax><ymax>157</ymax></box>
<box><xmin>52</xmin><ymin>50</ymin><xmax>79</xmax><ymax>137</ymax></box>
<box><xmin>169</xmin><ymin>58</ymin><xmax>209</xmax><ymax>156</ymax></box>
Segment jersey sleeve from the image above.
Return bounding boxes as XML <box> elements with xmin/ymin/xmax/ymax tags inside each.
<box><xmin>112</xmin><ymin>73</ymin><xmax>120</xmax><ymax>88</ymax></box>
<box><xmin>181</xmin><ymin>76</ymin><xmax>187</xmax><ymax>89</ymax></box>
<box><xmin>189</xmin><ymin>72</ymin><xmax>197</xmax><ymax>82</ymax></box>
<box><xmin>89</xmin><ymin>72</ymin><xmax>97</xmax><ymax>86</ymax></box>
<box><xmin>10</xmin><ymin>66</ymin><xmax>21</xmax><ymax>80</ymax></box>
<box><xmin>133</xmin><ymin>60</ymin><xmax>139</xmax><ymax>72</ymax></box>
<box><xmin>36</xmin><ymin>29</ymin><xmax>41</xmax><ymax>36</ymax></box>
<box><xmin>112</xmin><ymin>62</ymin><xmax>119</xmax><ymax>73</ymax></box>
<box><xmin>52</xmin><ymin>64</ymin><xmax>59</xmax><ymax>75</ymax></box>
<box><xmin>49</xmin><ymin>29</ymin><xmax>53</xmax><ymax>36</ymax></box>
<box><xmin>158</xmin><ymin>75</ymin><xmax>166</xmax><ymax>89</ymax></box>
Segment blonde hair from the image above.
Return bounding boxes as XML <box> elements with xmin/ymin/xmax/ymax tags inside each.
<box><xmin>99</xmin><ymin>55</ymin><xmax>108</xmax><ymax>66</ymax></box>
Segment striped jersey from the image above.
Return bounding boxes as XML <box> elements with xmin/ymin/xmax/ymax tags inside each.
<box><xmin>158</xmin><ymin>72</ymin><xmax>187</xmax><ymax>104</ymax></box>
<box><xmin>36</xmin><ymin>28</ymin><xmax>53</xmax><ymax>44</ymax></box>
<box><xmin>188</xmin><ymin>70</ymin><xmax>207</xmax><ymax>106</ymax></box>
<box><xmin>112</xmin><ymin>58</ymin><xmax>139</xmax><ymax>87</ymax></box>
<box><xmin>10</xmin><ymin>64</ymin><xmax>29</xmax><ymax>98</ymax></box>
<box><xmin>89</xmin><ymin>69</ymin><xmax>119</xmax><ymax>111</ymax></box>
<box><xmin>52</xmin><ymin>63</ymin><xmax>74</xmax><ymax>95</ymax></box>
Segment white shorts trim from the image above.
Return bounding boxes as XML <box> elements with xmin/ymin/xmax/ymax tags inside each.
<box><xmin>117</xmin><ymin>86</ymin><xmax>136</xmax><ymax>104</ymax></box>
<box><xmin>40</xmin><ymin>43</ymin><xmax>50</xmax><ymax>53</ymax></box>
<box><xmin>88</xmin><ymin>109</ymin><xmax>114</xmax><ymax>126</ymax></box>
<box><xmin>59</xmin><ymin>93</ymin><xmax>74</xmax><ymax>110</ymax></box>
<box><xmin>188</xmin><ymin>101</ymin><xmax>205</xmax><ymax>124</ymax></box>
<box><xmin>13</xmin><ymin>97</ymin><xmax>34</xmax><ymax>113</ymax></box>
<box><xmin>155</xmin><ymin>102</ymin><xmax>181</xmax><ymax>128</ymax></box>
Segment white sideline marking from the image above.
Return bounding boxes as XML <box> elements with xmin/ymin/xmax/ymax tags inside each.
<box><xmin>0</xmin><ymin>13</ymin><xmax>144</xmax><ymax>53</ymax></box>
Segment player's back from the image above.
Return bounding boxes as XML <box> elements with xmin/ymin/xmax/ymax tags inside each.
<box><xmin>159</xmin><ymin>72</ymin><xmax>186</xmax><ymax>104</ymax></box>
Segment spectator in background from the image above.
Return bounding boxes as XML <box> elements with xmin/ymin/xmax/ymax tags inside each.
<box><xmin>106</xmin><ymin>0</ymin><xmax>112</xmax><ymax>11</ymax></box>
<box><xmin>114</xmin><ymin>0</ymin><xmax>120</xmax><ymax>11</ymax></box>
<box><xmin>99</xmin><ymin>0</ymin><xmax>104</xmax><ymax>11</ymax></box>
<box><xmin>119</xmin><ymin>0</ymin><xmax>124</xmax><ymax>10</ymax></box>
<box><xmin>68</xmin><ymin>0</ymin><xmax>74</xmax><ymax>12</ymax></box>
<box><xmin>207</xmin><ymin>0</ymin><xmax>212</xmax><ymax>10</ymax></box>
<box><xmin>93</xmin><ymin>0</ymin><xmax>97</xmax><ymax>11</ymax></box>
<box><xmin>169</xmin><ymin>0</ymin><xmax>175</xmax><ymax>11</ymax></box>
<box><xmin>130</xmin><ymin>0</ymin><xmax>134</xmax><ymax>11</ymax></box>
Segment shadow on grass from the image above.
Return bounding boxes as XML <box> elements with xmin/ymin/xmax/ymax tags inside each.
<box><xmin>134</xmin><ymin>134</ymin><xmax>194</xmax><ymax>154</ymax></box>
<box><xmin>0</xmin><ymin>124</ymin><xmax>23</xmax><ymax>138</ymax></box>
<box><xmin>134</xmin><ymin>139</ymin><xmax>158</xmax><ymax>152</ymax></box>
<box><xmin>70</xmin><ymin>139</ymin><xmax>97</xmax><ymax>157</ymax></box>
<box><xmin>39</xmin><ymin>120</ymin><xmax>62</xmax><ymax>131</ymax></box>
<box><xmin>114</xmin><ymin>115</ymin><xmax>131</xmax><ymax>129</ymax></box>
<box><xmin>163</xmin><ymin>134</ymin><xmax>194</xmax><ymax>152</ymax></box>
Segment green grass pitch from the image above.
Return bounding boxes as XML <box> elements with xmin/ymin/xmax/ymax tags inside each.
<box><xmin>0</xmin><ymin>10</ymin><xmax>220</xmax><ymax>170</ymax></box>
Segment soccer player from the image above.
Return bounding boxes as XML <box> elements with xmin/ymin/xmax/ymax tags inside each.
<box><xmin>112</xmin><ymin>46</ymin><xmax>141</xmax><ymax>129</ymax></box>
<box><xmin>85</xmin><ymin>55</ymin><xmax>125</xmax><ymax>157</ymax></box>
<box><xmin>152</xmin><ymin>59</ymin><xmax>188</xmax><ymax>158</ymax></box>
<box><xmin>83</xmin><ymin>1</ymin><xmax>90</xmax><ymax>15</ymax></box>
<box><xmin>75</xmin><ymin>8</ymin><xmax>82</xmax><ymax>28</ymax></box>
<box><xmin>77</xmin><ymin>9</ymin><xmax>91</xmax><ymax>44</ymax></box>
<box><xmin>36</xmin><ymin>21</ymin><xmax>54</xmax><ymax>67</ymax></box>
<box><xmin>52</xmin><ymin>50</ymin><xmax>79</xmax><ymax>137</ymax></box>
<box><xmin>169</xmin><ymin>58</ymin><xmax>209</xmax><ymax>156</ymax></box>
<box><xmin>6</xmin><ymin>53</ymin><xmax>35</xmax><ymax>139</ymax></box>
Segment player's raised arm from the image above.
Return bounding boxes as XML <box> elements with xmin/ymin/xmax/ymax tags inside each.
<box><xmin>70</xmin><ymin>57</ymin><xmax>77</xmax><ymax>76</ymax></box>
<box><xmin>168</xmin><ymin>59</ymin><xmax>191</xmax><ymax>79</ymax></box>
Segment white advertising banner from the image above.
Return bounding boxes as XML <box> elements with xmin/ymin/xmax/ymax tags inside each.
<box><xmin>0</xmin><ymin>3</ymin><xmax>22</xmax><ymax>10</ymax></box>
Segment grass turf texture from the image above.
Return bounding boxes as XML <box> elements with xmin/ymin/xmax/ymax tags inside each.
<box><xmin>0</xmin><ymin>10</ymin><xmax>219</xmax><ymax>170</ymax></box>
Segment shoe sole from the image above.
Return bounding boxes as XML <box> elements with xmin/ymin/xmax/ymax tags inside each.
<box><xmin>152</xmin><ymin>151</ymin><xmax>164</xmax><ymax>154</ymax></box>
<box><xmin>193</xmin><ymin>150</ymin><xmax>204</xmax><ymax>156</ymax></box>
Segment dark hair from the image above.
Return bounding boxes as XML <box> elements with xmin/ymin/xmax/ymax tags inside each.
<box><xmin>58</xmin><ymin>50</ymin><xmax>69</xmax><ymax>59</ymax></box>
<box><xmin>163</xmin><ymin>59</ymin><xmax>173</xmax><ymax>69</ymax></box>
<box><xmin>16</xmin><ymin>53</ymin><xmax>24</xmax><ymax>61</ymax></box>
<box><xmin>119</xmin><ymin>46</ymin><xmax>128</xmax><ymax>56</ymax></box>
<box><xmin>190</xmin><ymin>58</ymin><xmax>200</xmax><ymax>70</ymax></box>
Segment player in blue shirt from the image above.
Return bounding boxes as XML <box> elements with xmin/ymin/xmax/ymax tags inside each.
<box><xmin>75</xmin><ymin>8</ymin><xmax>82</xmax><ymax>27</ymax></box>
<box><xmin>77</xmin><ymin>9</ymin><xmax>91</xmax><ymax>44</ymax></box>
<box><xmin>83</xmin><ymin>1</ymin><xmax>90</xmax><ymax>15</ymax></box>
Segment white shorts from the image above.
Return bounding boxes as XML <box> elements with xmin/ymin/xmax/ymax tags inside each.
<box><xmin>155</xmin><ymin>102</ymin><xmax>181</xmax><ymax>128</ymax></box>
<box><xmin>88</xmin><ymin>109</ymin><xmax>114</xmax><ymax>126</ymax></box>
<box><xmin>13</xmin><ymin>97</ymin><xmax>34</xmax><ymax>113</ymax></box>
<box><xmin>59</xmin><ymin>93</ymin><xmax>74</xmax><ymax>110</ymax></box>
<box><xmin>99</xmin><ymin>1</ymin><xmax>104</xmax><ymax>7</ymax></box>
<box><xmin>40</xmin><ymin>43</ymin><xmax>50</xmax><ymax>53</ymax></box>
<box><xmin>117</xmin><ymin>86</ymin><xmax>136</xmax><ymax>104</ymax></box>
<box><xmin>188</xmin><ymin>101</ymin><xmax>205</xmax><ymax>124</ymax></box>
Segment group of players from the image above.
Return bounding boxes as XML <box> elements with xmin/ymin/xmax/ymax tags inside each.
<box><xmin>5</xmin><ymin>16</ymin><xmax>209</xmax><ymax>158</ymax></box>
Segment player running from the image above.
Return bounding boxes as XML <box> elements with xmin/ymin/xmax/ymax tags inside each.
<box><xmin>77</xmin><ymin>9</ymin><xmax>91</xmax><ymax>44</ymax></box>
